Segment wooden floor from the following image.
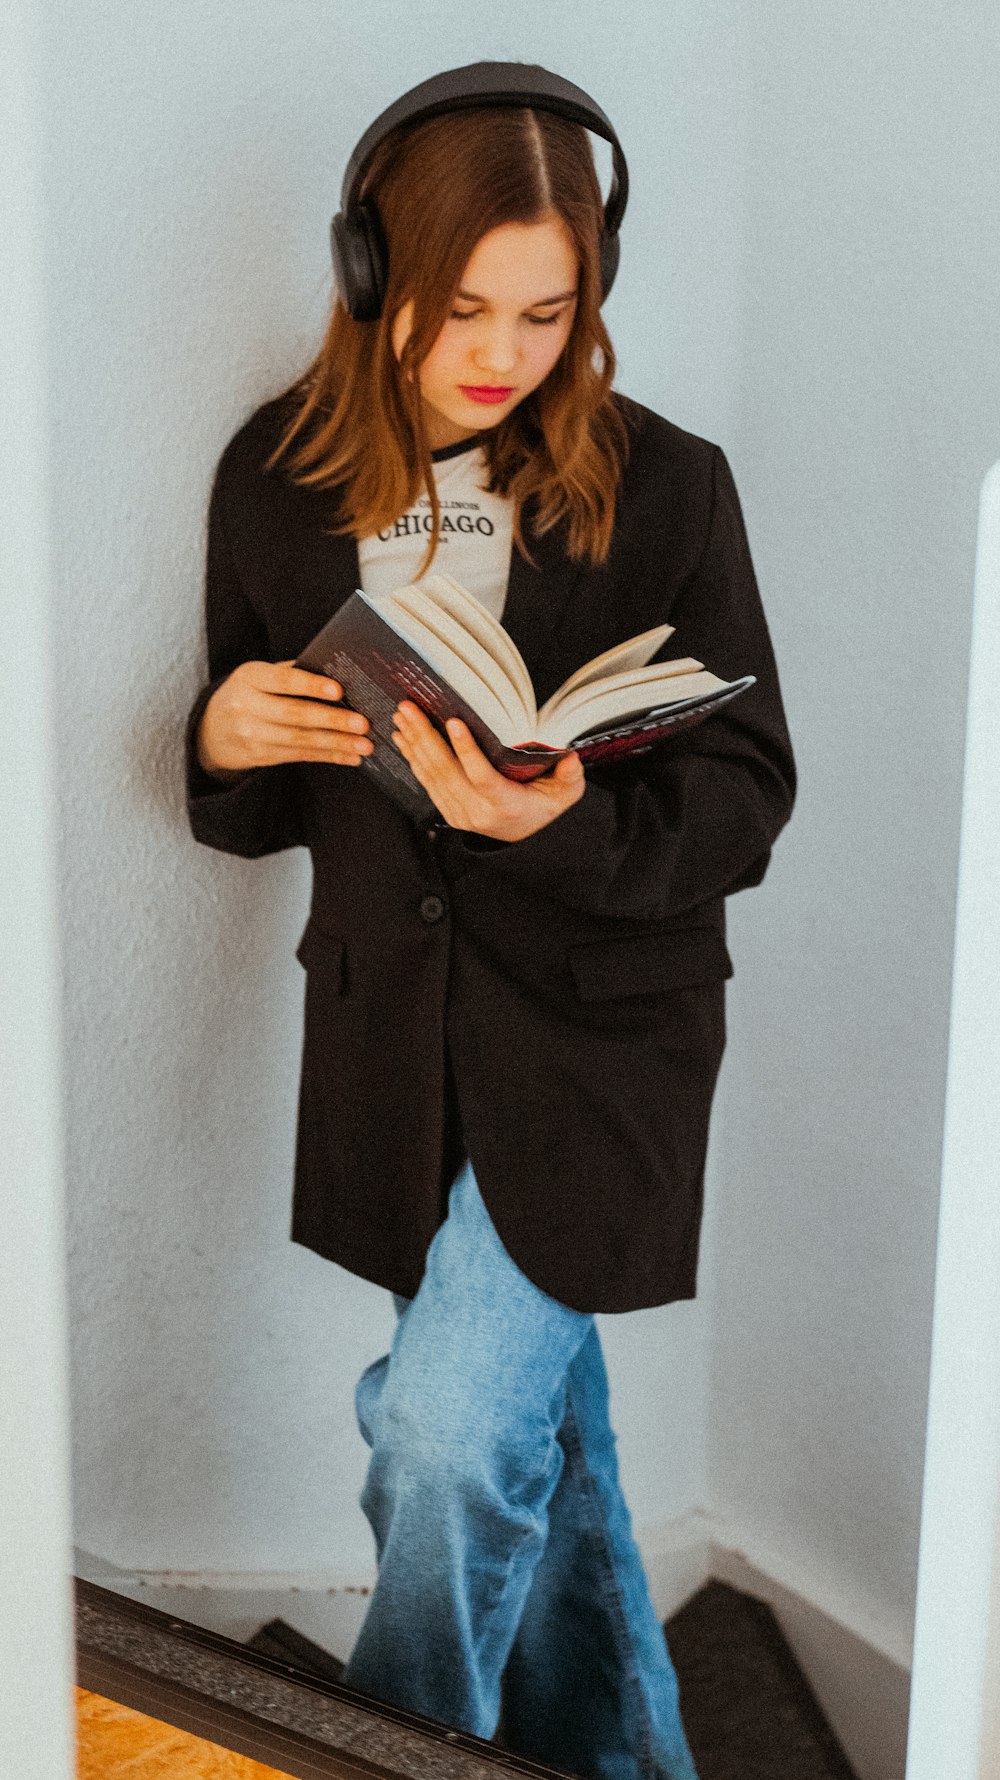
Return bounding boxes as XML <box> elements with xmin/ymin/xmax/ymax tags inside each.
<box><xmin>75</xmin><ymin>1686</ymin><xmax>297</xmax><ymax>1779</ymax></box>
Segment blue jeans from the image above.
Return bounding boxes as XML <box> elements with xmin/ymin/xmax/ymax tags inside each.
<box><xmin>340</xmin><ymin>1159</ymin><xmax>699</xmax><ymax>1780</ymax></box>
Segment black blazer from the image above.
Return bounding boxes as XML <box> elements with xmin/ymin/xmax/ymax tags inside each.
<box><xmin>183</xmin><ymin>390</ymin><xmax>796</xmax><ymax>1313</ymax></box>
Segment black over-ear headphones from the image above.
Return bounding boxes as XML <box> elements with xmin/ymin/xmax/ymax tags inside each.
<box><xmin>330</xmin><ymin>60</ymin><xmax>629</xmax><ymax>322</ymax></box>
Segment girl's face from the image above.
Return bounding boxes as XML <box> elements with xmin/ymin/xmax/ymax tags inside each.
<box><xmin>391</xmin><ymin>215</ymin><xmax>580</xmax><ymax>451</ymax></box>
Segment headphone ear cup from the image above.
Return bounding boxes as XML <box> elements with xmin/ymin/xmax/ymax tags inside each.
<box><xmin>598</xmin><ymin>228</ymin><xmax>620</xmax><ymax>304</ymax></box>
<box><xmin>330</xmin><ymin>199</ymin><xmax>388</xmax><ymax>321</ymax></box>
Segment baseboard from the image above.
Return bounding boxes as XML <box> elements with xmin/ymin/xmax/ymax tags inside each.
<box><xmin>76</xmin><ymin>1517</ymin><xmax>912</xmax><ymax>1780</ymax></box>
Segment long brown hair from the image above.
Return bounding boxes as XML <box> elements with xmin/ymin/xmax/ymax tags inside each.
<box><xmin>262</xmin><ymin>105</ymin><xmax>632</xmax><ymax>576</ymax></box>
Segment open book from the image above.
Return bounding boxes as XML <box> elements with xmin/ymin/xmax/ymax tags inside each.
<box><xmin>294</xmin><ymin>572</ymin><xmax>755</xmax><ymax>824</ymax></box>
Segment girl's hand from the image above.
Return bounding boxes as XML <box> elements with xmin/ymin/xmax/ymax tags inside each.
<box><xmin>391</xmin><ymin>701</ymin><xmax>585</xmax><ymax>842</ymax></box>
<box><xmin>195</xmin><ymin>660</ymin><xmax>373</xmax><ymax>776</ymax></box>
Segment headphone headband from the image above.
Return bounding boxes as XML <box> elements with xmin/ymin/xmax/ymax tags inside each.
<box><xmin>331</xmin><ymin>60</ymin><xmax>629</xmax><ymax>320</ymax></box>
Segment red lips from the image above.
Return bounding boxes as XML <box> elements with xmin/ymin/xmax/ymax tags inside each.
<box><xmin>459</xmin><ymin>386</ymin><xmax>516</xmax><ymax>404</ymax></box>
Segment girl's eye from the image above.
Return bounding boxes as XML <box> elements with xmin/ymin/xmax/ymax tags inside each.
<box><xmin>450</xmin><ymin>310</ymin><xmax>563</xmax><ymax>327</ymax></box>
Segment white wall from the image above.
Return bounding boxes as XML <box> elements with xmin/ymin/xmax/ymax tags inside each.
<box><xmin>704</xmin><ymin>0</ymin><xmax>1000</xmax><ymax>1668</ymax></box>
<box><xmin>43</xmin><ymin>0</ymin><xmax>998</xmax><ymax>1700</ymax></box>
<box><xmin>0</xmin><ymin>5</ymin><xmax>76</xmax><ymax>1776</ymax></box>
<box><xmin>905</xmin><ymin>462</ymin><xmax>1000</xmax><ymax>1780</ymax></box>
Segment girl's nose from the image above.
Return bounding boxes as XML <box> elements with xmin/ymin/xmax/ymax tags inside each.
<box><xmin>473</xmin><ymin>329</ymin><xmax>518</xmax><ymax>377</ymax></box>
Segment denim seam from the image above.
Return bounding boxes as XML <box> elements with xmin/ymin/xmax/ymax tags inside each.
<box><xmin>560</xmin><ymin>1382</ymin><xmax>659</xmax><ymax>1780</ymax></box>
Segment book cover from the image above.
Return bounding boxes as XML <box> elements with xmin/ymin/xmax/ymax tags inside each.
<box><xmin>294</xmin><ymin>591</ymin><xmax>755</xmax><ymax>826</ymax></box>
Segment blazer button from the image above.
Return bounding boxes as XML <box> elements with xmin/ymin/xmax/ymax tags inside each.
<box><xmin>420</xmin><ymin>894</ymin><xmax>446</xmax><ymax>924</ymax></box>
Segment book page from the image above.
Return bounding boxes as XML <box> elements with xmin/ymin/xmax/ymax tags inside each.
<box><xmin>552</xmin><ymin>623</ymin><xmax>675</xmax><ymax>702</ymax></box>
<box><xmin>413</xmin><ymin>573</ymin><xmax>537</xmax><ymax>716</ymax></box>
<box><xmin>539</xmin><ymin>667</ymin><xmax>731</xmax><ymax>749</ymax></box>
<box><xmin>359</xmin><ymin>590</ymin><xmax>522</xmax><ymax>743</ymax></box>
<box><xmin>385</xmin><ymin>586</ymin><xmax>528</xmax><ymax>733</ymax></box>
<box><xmin>539</xmin><ymin>656</ymin><xmax>705</xmax><ymax>732</ymax></box>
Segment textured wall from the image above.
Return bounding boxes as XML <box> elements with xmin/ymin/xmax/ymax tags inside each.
<box><xmin>2</xmin><ymin>5</ymin><xmax>78</xmax><ymax>1776</ymax></box>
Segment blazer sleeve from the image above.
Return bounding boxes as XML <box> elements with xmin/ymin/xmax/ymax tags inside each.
<box><xmin>183</xmin><ymin>467</ymin><xmax>305</xmax><ymax>859</ymax></box>
<box><xmin>451</xmin><ymin>445</ymin><xmax>796</xmax><ymax>922</ymax></box>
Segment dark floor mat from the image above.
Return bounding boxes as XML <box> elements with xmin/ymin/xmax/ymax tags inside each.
<box><xmin>665</xmin><ymin>1579</ymin><xmax>859</xmax><ymax>1779</ymax></box>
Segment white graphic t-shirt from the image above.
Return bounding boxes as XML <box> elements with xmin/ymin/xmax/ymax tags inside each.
<box><xmin>357</xmin><ymin>432</ymin><xmax>514</xmax><ymax>621</ymax></box>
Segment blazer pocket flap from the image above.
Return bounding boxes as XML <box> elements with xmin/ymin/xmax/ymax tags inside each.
<box><xmin>568</xmin><ymin>928</ymin><xmax>734</xmax><ymax>1000</ymax></box>
<box><xmin>295</xmin><ymin>918</ymin><xmax>347</xmax><ymax>989</ymax></box>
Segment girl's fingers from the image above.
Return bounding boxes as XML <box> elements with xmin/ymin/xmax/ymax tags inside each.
<box><xmin>394</xmin><ymin>702</ymin><xmax>584</xmax><ymax>828</ymax></box>
<box><xmin>395</xmin><ymin>704</ymin><xmax>464</xmax><ymax>775</ymax></box>
<box><xmin>554</xmin><ymin>751</ymin><xmax>585</xmax><ymax>784</ymax></box>
<box><xmin>442</xmin><ymin>717</ymin><xmax>498</xmax><ymax>783</ymax></box>
<box><xmin>398</xmin><ymin>707</ymin><xmax>501</xmax><ymax>789</ymax></box>
<box><xmin>448</xmin><ymin>717</ymin><xmax>582</xmax><ymax>800</ymax></box>
<box><xmin>274</xmin><ymin>661</ymin><xmax>344</xmax><ymax>700</ymax></box>
<box><xmin>275</xmin><ymin>690</ymin><xmax>369</xmax><ymax>735</ymax></box>
<box><xmin>270</xmin><ymin>722</ymin><xmax>372</xmax><ymax>763</ymax></box>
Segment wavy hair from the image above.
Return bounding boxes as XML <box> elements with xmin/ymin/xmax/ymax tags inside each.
<box><xmin>262</xmin><ymin>104</ymin><xmax>632</xmax><ymax>575</ymax></box>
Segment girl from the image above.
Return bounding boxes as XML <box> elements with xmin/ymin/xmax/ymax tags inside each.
<box><xmin>186</xmin><ymin>62</ymin><xmax>796</xmax><ymax>1780</ymax></box>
